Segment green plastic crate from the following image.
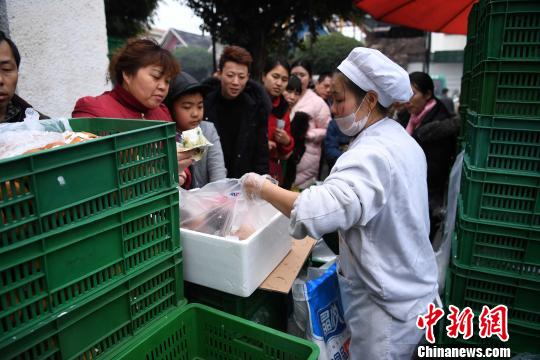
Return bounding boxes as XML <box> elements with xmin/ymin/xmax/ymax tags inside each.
<box><xmin>457</xmin><ymin>106</ymin><xmax>468</xmax><ymax>153</ymax></box>
<box><xmin>455</xmin><ymin>207</ymin><xmax>540</xmax><ymax>280</ymax></box>
<box><xmin>441</xmin><ymin>254</ymin><xmax>540</xmax><ymax>354</ymax></box>
<box><xmin>105</xmin><ymin>303</ymin><xmax>319</xmax><ymax>360</ymax></box>
<box><xmin>474</xmin><ymin>0</ymin><xmax>540</xmax><ymax>65</ymax></box>
<box><xmin>460</xmin><ymin>157</ymin><xmax>540</xmax><ymax>228</ymax></box>
<box><xmin>184</xmin><ymin>281</ymin><xmax>288</xmax><ymax>331</ymax></box>
<box><xmin>461</xmin><ymin>2</ymin><xmax>477</xmax><ymax>77</ymax></box>
<box><xmin>462</xmin><ymin>44</ymin><xmax>475</xmax><ymax>79</ymax></box>
<box><xmin>0</xmin><ymin>189</ymin><xmax>181</xmax><ymax>347</ymax></box>
<box><xmin>2</xmin><ymin>253</ymin><xmax>185</xmax><ymax>360</ymax></box>
<box><xmin>464</xmin><ymin>111</ymin><xmax>540</xmax><ymax>174</ymax></box>
<box><xmin>469</xmin><ymin>60</ymin><xmax>540</xmax><ymax>118</ymax></box>
<box><xmin>459</xmin><ymin>72</ymin><xmax>471</xmax><ymax>108</ymax></box>
<box><xmin>445</xmin><ymin>254</ymin><xmax>539</xmax><ymax>330</ymax></box>
<box><xmin>467</xmin><ymin>1</ymin><xmax>479</xmax><ymax>40</ymax></box>
<box><xmin>1</xmin><ymin>117</ymin><xmax>179</xmax><ymax>253</ymax></box>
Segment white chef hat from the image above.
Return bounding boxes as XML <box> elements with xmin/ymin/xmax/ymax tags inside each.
<box><xmin>337</xmin><ymin>47</ymin><xmax>413</xmax><ymax>108</ymax></box>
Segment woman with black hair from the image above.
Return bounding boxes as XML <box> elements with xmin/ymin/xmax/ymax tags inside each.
<box><xmin>289</xmin><ymin>59</ymin><xmax>331</xmax><ymax>189</ymax></box>
<box><xmin>261</xmin><ymin>57</ymin><xmax>294</xmax><ymax>184</ymax></box>
<box><xmin>399</xmin><ymin>71</ymin><xmax>459</xmax><ymax>242</ymax></box>
<box><xmin>283</xmin><ymin>75</ymin><xmax>302</xmax><ymax>110</ymax></box>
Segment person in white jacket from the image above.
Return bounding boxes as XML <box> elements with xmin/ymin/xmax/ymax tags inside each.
<box><xmin>241</xmin><ymin>48</ymin><xmax>438</xmax><ymax>359</ymax></box>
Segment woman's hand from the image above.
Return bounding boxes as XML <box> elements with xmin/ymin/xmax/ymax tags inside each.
<box><xmin>177</xmin><ymin>149</ymin><xmax>194</xmax><ymax>174</ymax></box>
<box><xmin>268</xmin><ymin>140</ymin><xmax>277</xmax><ymax>151</ymax></box>
<box><xmin>274</xmin><ymin>128</ymin><xmax>291</xmax><ymax>146</ymax></box>
<box><xmin>179</xmin><ymin>170</ymin><xmax>188</xmax><ymax>186</ymax></box>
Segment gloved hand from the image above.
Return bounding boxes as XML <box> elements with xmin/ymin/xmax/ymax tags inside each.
<box><xmin>239</xmin><ymin>173</ymin><xmax>276</xmax><ymax>200</ymax></box>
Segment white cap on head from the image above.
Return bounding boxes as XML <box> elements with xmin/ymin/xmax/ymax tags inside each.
<box><xmin>337</xmin><ymin>47</ymin><xmax>413</xmax><ymax>107</ymax></box>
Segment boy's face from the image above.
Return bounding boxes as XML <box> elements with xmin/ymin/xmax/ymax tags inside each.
<box><xmin>0</xmin><ymin>40</ymin><xmax>18</xmax><ymax>113</ymax></box>
<box><xmin>173</xmin><ymin>92</ymin><xmax>204</xmax><ymax>131</ymax></box>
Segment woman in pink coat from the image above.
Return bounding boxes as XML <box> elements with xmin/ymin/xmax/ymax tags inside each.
<box><xmin>290</xmin><ymin>60</ymin><xmax>331</xmax><ymax>189</ymax></box>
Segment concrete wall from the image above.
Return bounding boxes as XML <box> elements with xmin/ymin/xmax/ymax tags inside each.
<box><xmin>0</xmin><ymin>0</ymin><xmax>8</xmax><ymax>35</ymax></box>
<box><xmin>5</xmin><ymin>0</ymin><xmax>109</xmax><ymax>117</ymax></box>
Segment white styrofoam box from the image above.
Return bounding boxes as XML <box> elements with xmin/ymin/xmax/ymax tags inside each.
<box><xmin>181</xmin><ymin>209</ymin><xmax>292</xmax><ymax>297</ymax></box>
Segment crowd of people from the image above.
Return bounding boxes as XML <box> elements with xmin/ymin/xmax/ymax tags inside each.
<box><xmin>1</xmin><ymin>30</ymin><xmax>461</xmax><ymax>240</ymax></box>
<box><xmin>1</xmin><ymin>33</ymin><xmax>458</xmax><ymax>207</ymax></box>
<box><xmin>1</xmin><ymin>31</ymin><xmax>461</xmax><ymax>359</ymax></box>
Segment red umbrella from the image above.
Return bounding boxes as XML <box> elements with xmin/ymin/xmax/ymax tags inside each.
<box><xmin>355</xmin><ymin>0</ymin><xmax>478</xmax><ymax>35</ymax></box>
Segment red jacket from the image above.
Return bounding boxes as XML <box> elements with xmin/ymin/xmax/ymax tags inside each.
<box><xmin>72</xmin><ymin>85</ymin><xmax>191</xmax><ymax>188</ymax></box>
<box><xmin>72</xmin><ymin>85</ymin><xmax>173</xmax><ymax>121</ymax></box>
<box><xmin>268</xmin><ymin>95</ymin><xmax>294</xmax><ymax>160</ymax></box>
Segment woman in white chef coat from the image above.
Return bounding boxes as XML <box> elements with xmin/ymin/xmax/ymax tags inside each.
<box><xmin>241</xmin><ymin>48</ymin><xmax>438</xmax><ymax>359</ymax></box>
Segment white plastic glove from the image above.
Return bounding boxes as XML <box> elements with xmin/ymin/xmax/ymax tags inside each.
<box><xmin>239</xmin><ymin>173</ymin><xmax>276</xmax><ymax>200</ymax></box>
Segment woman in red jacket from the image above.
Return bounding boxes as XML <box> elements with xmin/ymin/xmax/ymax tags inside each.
<box><xmin>72</xmin><ymin>38</ymin><xmax>178</xmax><ymax>120</ymax></box>
<box><xmin>72</xmin><ymin>38</ymin><xmax>193</xmax><ymax>187</ymax></box>
<box><xmin>261</xmin><ymin>58</ymin><xmax>294</xmax><ymax>185</ymax></box>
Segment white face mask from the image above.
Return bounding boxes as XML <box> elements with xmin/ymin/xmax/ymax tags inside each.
<box><xmin>334</xmin><ymin>97</ymin><xmax>372</xmax><ymax>136</ymax></box>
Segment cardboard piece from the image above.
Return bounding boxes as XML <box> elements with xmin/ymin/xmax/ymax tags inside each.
<box><xmin>259</xmin><ymin>237</ymin><xmax>317</xmax><ymax>294</ymax></box>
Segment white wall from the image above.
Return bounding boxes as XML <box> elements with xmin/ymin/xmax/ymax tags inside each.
<box><xmin>0</xmin><ymin>0</ymin><xmax>8</xmax><ymax>34</ymax></box>
<box><xmin>5</xmin><ymin>0</ymin><xmax>109</xmax><ymax>117</ymax></box>
<box><xmin>431</xmin><ymin>33</ymin><xmax>466</xmax><ymax>52</ymax></box>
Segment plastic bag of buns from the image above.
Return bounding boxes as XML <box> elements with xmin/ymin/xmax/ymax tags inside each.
<box><xmin>0</xmin><ymin>109</ymin><xmax>98</xmax><ymax>160</ymax></box>
<box><xmin>179</xmin><ymin>178</ymin><xmax>278</xmax><ymax>240</ymax></box>
<box><xmin>1</xmin><ymin>108</ymin><xmax>72</xmax><ymax>132</ymax></box>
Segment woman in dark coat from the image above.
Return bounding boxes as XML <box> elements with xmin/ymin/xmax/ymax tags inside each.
<box><xmin>398</xmin><ymin>71</ymin><xmax>459</xmax><ymax>242</ymax></box>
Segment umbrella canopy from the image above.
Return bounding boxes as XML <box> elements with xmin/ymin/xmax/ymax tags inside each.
<box><xmin>355</xmin><ymin>0</ymin><xmax>478</xmax><ymax>35</ymax></box>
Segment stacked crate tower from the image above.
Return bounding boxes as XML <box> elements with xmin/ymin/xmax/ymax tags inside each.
<box><xmin>0</xmin><ymin>118</ymin><xmax>185</xmax><ymax>359</ymax></box>
<box><xmin>444</xmin><ymin>0</ymin><xmax>540</xmax><ymax>353</ymax></box>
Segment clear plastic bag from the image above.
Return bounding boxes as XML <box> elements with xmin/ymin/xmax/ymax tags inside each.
<box><xmin>0</xmin><ymin>108</ymin><xmax>71</xmax><ymax>133</ymax></box>
<box><xmin>176</xmin><ymin>126</ymin><xmax>213</xmax><ymax>162</ymax></box>
<box><xmin>179</xmin><ymin>178</ymin><xmax>277</xmax><ymax>240</ymax></box>
<box><xmin>436</xmin><ymin>150</ymin><xmax>464</xmax><ymax>294</ymax></box>
<box><xmin>0</xmin><ymin>109</ymin><xmax>73</xmax><ymax>160</ymax></box>
<box><xmin>0</xmin><ymin>130</ymin><xmax>65</xmax><ymax>160</ymax></box>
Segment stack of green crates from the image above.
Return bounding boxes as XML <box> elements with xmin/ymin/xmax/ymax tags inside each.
<box><xmin>1</xmin><ymin>118</ymin><xmax>319</xmax><ymax>359</ymax></box>
<box><xmin>0</xmin><ymin>118</ymin><xmax>186</xmax><ymax>359</ymax></box>
<box><xmin>457</xmin><ymin>1</ymin><xmax>478</xmax><ymax>149</ymax></box>
<box><xmin>445</xmin><ymin>0</ymin><xmax>540</xmax><ymax>352</ymax></box>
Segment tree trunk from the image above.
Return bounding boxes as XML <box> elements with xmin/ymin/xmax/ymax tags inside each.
<box><xmin>247</xmin><ymin>31</ymin><xmax>267</xmax><ymax>81</ymax></box>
